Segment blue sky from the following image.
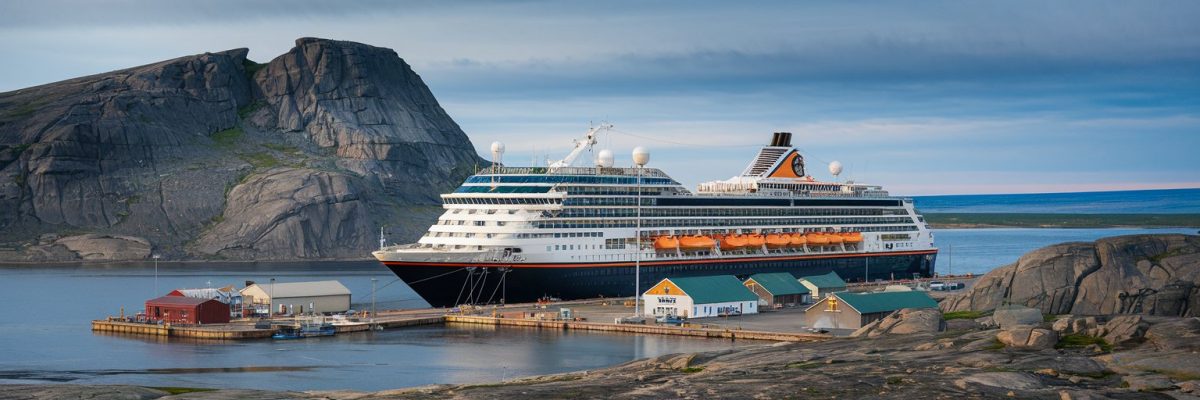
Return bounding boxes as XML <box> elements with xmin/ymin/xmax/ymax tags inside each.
<box><xmin>1</xmin><ymin>0</ymin><xmax>1197</xmax><ymax>195</ymax></box>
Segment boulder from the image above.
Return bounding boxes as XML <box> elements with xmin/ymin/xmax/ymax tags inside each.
<box><xmin>850</xmin><ymin>308</ymin><xmax>944</xmax><ymax>337</ymax></box>
<box><xmin>1144</xmin><ymin>317</ymin><xmax>1200</xmax><ymax>351</ymax></box>
<box><xmin>942</xmin><ymin>235</ymin><xmax>1200</xmax><ymax>317</ymax></box>
<box><xmin>1097</xmin><ymin>315</ymin><xmax>1150</xmax><ymax>347</ymax></box>
<box><xmin>1051</xmin><ymin>315</ymin><xmax>1100</xmax><ymax>335</ymax></box>
<box><xmin>954</xmin><ymin>372</ymin><xmax>1046</xmax><ymax>391</ymax></box>
<box><xmin>993</xmin><ymin>306</ymin><xmax>1044</xmax><ymax>329</ymax></box>
<box><xmin>997</xmin><ymin>326</ymin><xmax>1059</xmax><ymax>349</ymax></box>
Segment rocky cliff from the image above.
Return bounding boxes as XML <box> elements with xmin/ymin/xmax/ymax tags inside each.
<box><xmin>0</xmin><ymin>38</ymin><xmax>482</xmax><ymax>261</ymax></box>
<box><xmin>941</xmin><ymin>234</ymin><xmax>1200</xmax><ymax>317</ymax></box>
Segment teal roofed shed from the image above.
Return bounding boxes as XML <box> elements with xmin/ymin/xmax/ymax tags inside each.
<box><xmin>746</xmin><ymin>273</ymin><xmax>810</xmax><ymax>295</ymax></box>
<box><xmin>831</xmin><ymin>291</ymin><xmax>938</xmax><ymax>314</ymax></box>
<box><xmin>798</xmin><ymin>271</ymin><xmax>846</xmax><ymax>288</ymax></box>
<box><xmin>663</xmin><ymin>275</ymin><xmax>759</xmax><ymax>304</ymax></box>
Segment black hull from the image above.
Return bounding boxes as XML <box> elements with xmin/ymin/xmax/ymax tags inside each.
<box><xmin>385</xmin><ymin>251</ymin><xmax>936</xmax><ymax>308</ymax></box>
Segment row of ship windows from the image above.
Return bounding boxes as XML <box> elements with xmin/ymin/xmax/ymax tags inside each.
<box><xmin>444</xmin><ymin>198</ymin><xmax>560</xmax><ymax>205</ymax></box>
<box><xmin>558</xmin><ymin>207</ymin><xmax>905</xmax><ymax>218</ymax></box>
<box><xmin>450</xmin><ymin>209</ymin><xmax>520</xmax><ymax>215</ymax></box>
<box><xmin>464</xmin><ymin>175</ymin><xmax>677</xmax><ymax>185</ymax></box>
<box><xmin>438</xmin><ymin>220</ymin><xmax>511</xmax><ymax>226</ymax></box>
<box><xmin>532</xmin><ymin>218</ymin><xmax>916</xmax><ymax>229</ymax></box>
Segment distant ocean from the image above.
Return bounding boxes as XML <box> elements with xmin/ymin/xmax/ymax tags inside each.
<box><xmin>912</xmin><ymin>188</ymin><xmax>1200</xmax><ymax>214</ymax></box>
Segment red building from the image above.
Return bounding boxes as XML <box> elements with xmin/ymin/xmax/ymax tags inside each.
<box><xmin>145</xmin><ymin>296</ymin><xmax>231</xmax><ymax>324</ymax></box>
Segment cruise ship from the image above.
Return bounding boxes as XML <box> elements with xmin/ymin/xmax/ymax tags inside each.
<box><xmin>374</xmin><ymin>128</ymin><xmax>937</xmax><ymax>307</ymax></box>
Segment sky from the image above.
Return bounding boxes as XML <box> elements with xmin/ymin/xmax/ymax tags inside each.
<box><xmin>1</xmin><ymin>0</ymin><xmax>1198</xmax><ymax>195</ymax></box>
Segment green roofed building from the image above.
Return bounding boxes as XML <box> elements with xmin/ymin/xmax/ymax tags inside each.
<box><xmin>643</xmin><ymin>275</ymin><xmax>759</xmax><ymax>319</ymax></box>
<box><xmin>798</xmin><ymin>271</ymin><xmax>847</xmax><ymax>300</ymax></box>
<box><xmin>803</xmin><ymin>290</ymin><xmax>938</xmax><ymax>330</ymax></box>
<box><xmin>744</xmin><ymin>273</ymin><xmax>811</xmax><ymax>308</ymax></box>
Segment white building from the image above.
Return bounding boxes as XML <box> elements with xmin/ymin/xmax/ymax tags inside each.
<box><xmin>643</xmin><ymin>275</ymin><xmax>759</xmax><ymax>319</ymax></box>
<box><xmin>240</xmin><ymin>280</ymin><xmax>352</xmax><ymax>315</ymax></box>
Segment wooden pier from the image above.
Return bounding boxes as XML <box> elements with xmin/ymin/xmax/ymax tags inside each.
<box><xmin>91</xmin><ymin>320</ymin><xmax>275</xmax><ymax>339</ymax></box>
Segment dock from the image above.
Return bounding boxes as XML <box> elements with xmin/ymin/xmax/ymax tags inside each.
<box><xmin>445</xmin><ymin>315</ymin><xmax>827</xmax><ymax>342</ymax></box>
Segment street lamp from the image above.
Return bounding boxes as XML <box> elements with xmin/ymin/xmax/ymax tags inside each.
<box><xmin>153</xmin><ymin>254</ymin><xmax>161</xmax><ymax>296</ymax></box>
<box><xmin>269</xmin><ymin>277</ymin><xmax>275</xmax><ymax>319</ymax></box>
<box><xmin>631</xmin><ymin>147</ymin><xmax>649</xmax><ymax>318</ymax></box>
<box><xmin>371</xmin><ymin>277</ymin><xmax>377</xmax><ymax>323</ymax></box>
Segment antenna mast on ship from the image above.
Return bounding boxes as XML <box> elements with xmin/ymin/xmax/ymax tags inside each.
<box><xmin>378</xmin><ymin>226</ymin><xmax>386</xmax><ymax>250</ymax></box>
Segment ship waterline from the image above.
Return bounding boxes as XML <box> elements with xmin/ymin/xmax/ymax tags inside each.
<box><xmin>374</xmin><ymin>129</ymin><xmax>938</xmax><ymax>307</ymax></box>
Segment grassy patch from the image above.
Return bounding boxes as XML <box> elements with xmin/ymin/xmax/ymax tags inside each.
<box><xmin>211</xmin><ymin>127</ymin><xmax>244</xmax><ymax>149</ymax></box>
<box><xmin>240</xmin><ymin>152</ymin><xmax>281</xmax><ymax>169</ymax></box>
<box><xmin>885</xmin><ymin>376</ymin><xmax>904</xmax><ymax>385</ymax></box>
<box><xmin>147</xmin><ymin>387</ymin><xmax>216</xmax><ymax>395</ymax></box>
<box><xmin>238</xmin><ymin>100</ymin><xmax>266</xmax><ymax>119</ymax></box>
<box><xmin>261</xmin><ymin>142</ymin><xmax>301</xmax><ymax>155</ymax></box>
<box><xmin>2</xmin><ymin>102</ymin><xmax>41</xmax><ymax>119</ymax></box>
<box><xmin>985</xmin><ymin>339</ymin><xmax>1006</xmax><ymax>351</ymax></box>
<box><xmin>1149</xmin><ymin>248</ymin><xmax>1184</xmax><ymax>264</ymax></box>
<box><xmin>1044</xmin><ymin>314</ymin><xmax>1059</xmax><ymax>323</ymax></box>
<box><xmin>1056</xmin><ymin>334</ymin><xmax>1113</xmax><ymax>352</ymax></box>
<box><xmin>943</xmin><ymin>310</ymin><xmax>988</xmax><ymax>320</ymax></box>
<box><xmin>680</xmin><ymin>366</ymin><xmax>704</xmax><ymax>373</ymax></box>
<box><xmin>786</xmin><ymin>361</ymin><xmax>822</xmax><ymax>370</ymax></box>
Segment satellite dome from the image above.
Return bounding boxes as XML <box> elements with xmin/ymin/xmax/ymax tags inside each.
<box><xmin>828</xmin><ymin>161</ymin><xmax>843</xmax><ymax>177</ymax></box>
<box><xmin>632</xmin><ymin>146</ymin><xmax>650</xmax><ymax>166</ymax></box>
<box><xmin>597</xmin><ymin>149</ymin><xmax>614</xmax><ymax>168</ymax></box>
<box><xmin>490</xmin><ymin>141</ymin><xmax>505</xmax><ymax>154</ymax></box>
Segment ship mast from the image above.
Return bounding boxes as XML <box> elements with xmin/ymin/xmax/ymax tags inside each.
<box><xmin>549</xmin><ymin>123</ymin><xmax>611</xmax><ymax>171</ymax></box>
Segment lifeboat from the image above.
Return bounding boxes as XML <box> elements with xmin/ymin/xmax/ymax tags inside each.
<box><xmin>805</xmin><ymin>233</ymin><xmax>829</xmax><ymax>246</ymax></box>
<box><xmin>679</xmin><ymin>235</ymin><xmax>716</xmax><ymax>251</ymax></box>
<box><xmin>842</xmin><ymin>232</ymin><xmax>863</xmax><ymax>244</ymax></box>
<box><xmin>788</xmin><ymin>233</ymin><xmax>807</xmax><ymax>247</ymax></box>
<box><xmin>744</xmin><ymin>234</ymin><xmax>766</xmax><ymax>247</ymax></box>
<box><xmin>720</xmin><ymin>234</ymin><xmax>750</xmax><ymax>251</ymax></box>
<box><xmin>765</xmin><ymin>233</ymin><xmax>791</xmax><ymax>248</ymax></box>
<box><xmin>826</xmin><ymin>234</ymin><xmax>844</xmax><ymax>245</ymax></box>
<box><xmin>653</xmin><ymin>236</ymin><xmax>680</xmax><ymax>251</ymax></box>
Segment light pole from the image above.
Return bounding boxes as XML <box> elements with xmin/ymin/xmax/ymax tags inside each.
<box><xmin>631</xmin><ymin>147</ymin><xmax>649</xmax><ymax>318</ymax></box>
<box><xmin>153</xmin><ymin>254</ymin><xmax>161</xmax><ymax>296</ymax></box>
<box><xmin>864</xmin><ymin>257</ymin><xmax>869</xmax><ymax>284</ymax></box>
<box><xmin>371</xmin><ymin>278</ymin><xmax>377</xmax><ymax>323</ymax></box>
<box><xmin>269</xmin><ymin>277</ymin><xmax>275</xmax><ymax>319</ymax></box>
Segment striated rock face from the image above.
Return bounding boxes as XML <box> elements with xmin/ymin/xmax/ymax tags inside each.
<box><xmin>942</xmin><ymin>234</ymin><xmax>1200</xmax><ymax>317</ymax></box>
<box><xmin>193</xmin><ymin>168</ymin><xmax>372</xmax><ymax>259</ymax></box>
<box><xmin>0</xmin><ymin>38</ymin><xmax>483</xmax><ymax>261</ymax></box>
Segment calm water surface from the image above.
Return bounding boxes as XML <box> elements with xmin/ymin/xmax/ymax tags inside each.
<box><xmin>1</xmin><ymin>227</ymin><xmax>1196</xmax><ymax>390</ymax></box>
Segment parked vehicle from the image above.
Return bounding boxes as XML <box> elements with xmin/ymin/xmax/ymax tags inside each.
<box><xmin>656</xmin><ymin>315</ymin><xmax>685</xmax><ymax>326</ymax></box>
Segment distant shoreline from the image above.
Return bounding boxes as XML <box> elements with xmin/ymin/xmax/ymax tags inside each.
<box><xmin>925</xmin><ymin>213</ymin><xmax>1200</xmax><ymax>229</ymax></box>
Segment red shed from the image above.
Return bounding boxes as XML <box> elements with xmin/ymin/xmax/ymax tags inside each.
<box><xmin>145</xmin><ymin>296</ymin><xmax>230</xmax><ymax>324</ymax></box>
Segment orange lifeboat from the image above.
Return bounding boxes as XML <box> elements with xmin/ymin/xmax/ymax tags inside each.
<box><xmin>826</xmin><ymin>234</ymin><xmax>844</xmax><ymax>245</ymax></box>
<box><xmin>805</xmin><ymin>233</ymin><xmax>829</xmax><ymax>246</ymax></box>
<box><xmin>744</xmin><ymin>234</ymin><xmax>766</xmax><ymax>247</ymax></box>
<box><xmin>788</xmin><ymin>233</ymin><xmax>807</xmax><ymax>247</ymax></box>
<box><xmin>720</xmin><ymin>234</ymin><xmax>750</xmax><ymax>251</ymax></box>
<box><xmin>842</xmin><ymin>232</ymin><xmax>863</xmax><ymax>244</ymax></box>
<box><xmin>765</xmin><ymin>233</ymin><xmax>791</xmax><ymax>248</ymax></box>
<box><xmin>653</xmin><ymin>236</ymin><xmax>679</xmax><ymax>251</ymax></box>
<box><xmin>679</xmin><ymin>235</ymin><xmax>716</xmax><ymax>251</ymax></box>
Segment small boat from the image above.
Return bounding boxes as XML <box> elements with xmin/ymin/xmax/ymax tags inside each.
<box><xmin>745</xmin><ymin>234</ymin><xmax>766</xmax><ymax>247</ymax></box>
<box><xmin>765</xmin><ymin>234</ymin><xmax>791</xmax><ymax>248</ymax></box>
<box><xmin>719</xmin><ymin>234</ymin><xmax>751</xmax><ymax>251</ymax></box>
<box><xmin>826</xmin><ymin>234</ymin><xmax>844</xmax><ymax>245</ymax></box>
<box><xmin>842</xmin><ymin>232</ymin><xmax>863</xmax><ymax>244</ymax></box>
<box><xmin>654</xmin><ymin>236</ymin><xmax>680</xmax><ymax>250</ymax></box>
<box><xmin>678</xmin><ymin>235</ymin><xmax>716</xmax><ymax>251</ymax></box>
<box><xmin>788</xmin><ymin>233</ymin><xmax>807</xmax><ymax>247</ymax></box>
<box><xmin>805</xmin><ymin>233</ymin><xmax>829</xmax><ymax>245</ymax></box>
<box><xmin>272</xmin><ymin>318</ymin><xmax>336</xmax><ymax>339</ymax></box>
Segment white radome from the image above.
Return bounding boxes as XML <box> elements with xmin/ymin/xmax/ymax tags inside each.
<box><xmin>632</xmin><ymin>146</ymin><xmax>650</xmax><ymax>166</ymax></box>
<box><xmin>490</xmin><ymin>141</ymin><xmax>505</xmax><ymax>155</ymax></box>
<box><xmin>597</xmin><ymin>149</ymin><xmax>615</xmax><ymax>168</ymax></box>
<box><xmin>829</xmin><ymin>160</ymin><xmax>843</xmax><ymax>177</ymax></box>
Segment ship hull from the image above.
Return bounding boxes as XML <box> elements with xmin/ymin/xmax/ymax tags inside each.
<box><xmin>383</xmin><ymin>250</ymin><xmax>937</xmax><ymax>307</ymax></box>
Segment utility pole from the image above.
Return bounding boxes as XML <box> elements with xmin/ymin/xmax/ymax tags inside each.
<box><xmin>371</xmin><ymin>278</ymin><xmax>377</xmax><ymax>323</ymax></box>
<box><xmin>269</xmin><ymin>278</ymin><xmax>275</xmax><ymax>319</ymax></box>
<box><xmin>153</xmin><ymin>254</ymin><xmax>161</xmax><ymax>297</ymax></box>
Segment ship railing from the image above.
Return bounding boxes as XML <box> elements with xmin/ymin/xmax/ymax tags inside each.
<box><xmin>480</xmin><ymin>166</ymin><xmax>671</xmax><ymax>178</ymax></box>
<box><xmin>569</xmin><ymin>244</ymin><xmax>867</xmax><ymax>263</ymax></box>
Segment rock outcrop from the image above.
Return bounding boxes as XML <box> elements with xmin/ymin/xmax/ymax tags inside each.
<box><xmin>941</xmin><ymin>234</ymin><xmax>1200</xmax><ymax>317</ymax></box>
<box><xmin>0</xmin><ymin>38</ymin><xmax>483</xmax><ymax>261</ymax></box>
<box><xmin>996</xmin><ymin>326</ymin><xmax>1058</xmax><ymax>349</ymax></box>
<box><xmin>850</xmin><ymin>308</ymin><xmax>945</xmax><ymax>337</ymax></box>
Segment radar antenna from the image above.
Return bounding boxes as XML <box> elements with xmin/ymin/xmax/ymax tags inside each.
<box><xmin>549</xmin><ymin>123</ymin><xmax>611</xmax><ymax>171</ymax></box>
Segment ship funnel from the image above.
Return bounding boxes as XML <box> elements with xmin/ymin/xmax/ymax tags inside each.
<box><xmin>770</xmin><ymin>132</ymin><xmax>792</xmax><ymax>147</ymax></box>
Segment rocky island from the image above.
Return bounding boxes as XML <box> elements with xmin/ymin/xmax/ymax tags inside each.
<box><xmin>6</xmin><ymin>234</ymin><xmax>1198</xmax><ymax>398</ymax></box>
<box><xmin>0</xmin><ymin>38</ymin><xmax>483</xmax><ymax>262</ymax></box>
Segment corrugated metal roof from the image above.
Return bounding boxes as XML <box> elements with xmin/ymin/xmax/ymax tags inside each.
<box><xmin>662</xmin><ymin>275</ymin><xmax>759</xmax><ymax>304</ymax></box>
<box><xmin>798</xmin><ymin>271</ymin><xmax>847</xmax><ymax>289</ymax></box>
<box><xmin>746</xmin><ymin>273</ymin><xmax>810</xmax><ymax>296</ymax></box>
<box><xmin>833</xmin><ymin>291</ymin><xmax>937</xmax><ymax>314</ymax></box>
<box><xmin>244</xmin><ymin>280</ymin><xmax>351</xmax><ymax>298</ymax></box>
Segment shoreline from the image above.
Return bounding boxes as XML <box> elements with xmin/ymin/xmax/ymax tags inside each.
<box><xmin>924</xmin><ymin>213</ymin><xmax>1200</xmax><ymax>229</ymax></box>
